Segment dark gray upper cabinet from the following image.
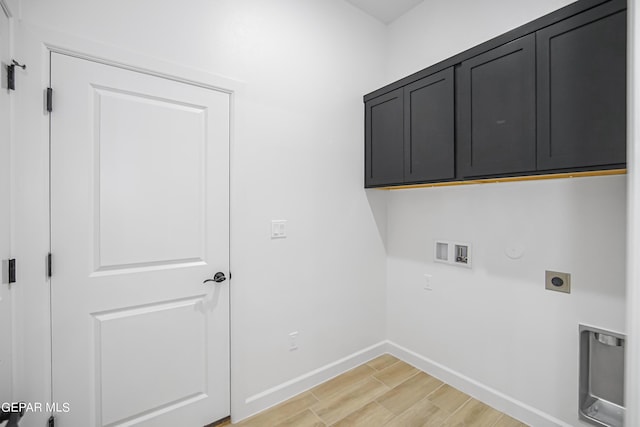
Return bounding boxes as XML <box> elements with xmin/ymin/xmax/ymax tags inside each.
<box><xmin>363</xmin><ymin>0</ymin><xmax>626</xmax><ymax>188</ymax></box>
<box><xmin>365</xmin><ymin>88</ymin><xmax>404</xmax><ymax>187</ymax></box>
<box><xmin>458</xmin><ymin>35</ymin><xmax>536</xmax><ymax>178</ymax></box>
<box><xmin>404</xmin><ymin>68</ymin><xmax>455</xmax><ymax>183</ymax></box>
<box><xmin>537</xmin><ymin>0</ymin><xmax>627</xmax><ymax>171</ymax></box>
<box><xmin>365</xmin><ymin>69</ymin><xmax>454</xmax><ymax>188</ymax></box>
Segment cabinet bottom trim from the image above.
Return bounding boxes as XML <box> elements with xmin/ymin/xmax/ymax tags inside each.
<box><xmin>378</xmin><ymin>168</ymin><xmax>627</xmax><ymax>190</ymax></box>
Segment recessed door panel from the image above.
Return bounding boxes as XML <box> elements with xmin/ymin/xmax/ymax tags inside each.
<box><xmin>365</xmin><ymin>88</ymin><xmax>404</xmax><ymax>187</ymax></box>
<box><xmin>96</xmin><ymin>88</ymin><xmax>206</xmax><ymax>270</ymax></box>
<box><xmin>537</xmin><ymin>2</ymin><xmax>626</xmax><ymax>170</ymax></box>
<box><xmin>458</xmin><ymin>35</ymin><xmax>536</xmax><ymax>178</ymax></box>
<box><xmin>94</xmin><ymin>298</ymin><xmax>207</xmax><ymax>425</ymax></box>
<box><xmin>404</xmin><ymin>67</ymin><xmax>454</xmax><ymax>183</ymax></box>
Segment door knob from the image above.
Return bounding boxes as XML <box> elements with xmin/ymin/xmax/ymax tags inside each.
<box><xmin>203</xmin><ymin>272</ymin><xmax>226</xmax><ymax>284</ymax></box>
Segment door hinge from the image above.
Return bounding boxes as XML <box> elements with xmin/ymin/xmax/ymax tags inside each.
<box><xmin>46</xmin><ymin>88</ymin><xmax>53</xmax><ymax>112</ymax></box>
<box><xmin>7</xmin><ymin>60</ymin><xmax>26</xmax><ymax>91</ymax></box>
<box><xmin>7</xmin><ymin>64</ymin><xmax>14</xmax><ymax>91</ymax></box>
<box><xmin>8</xmin><ymin>258</ymin><xmax>16</xmax><ymax>283</ymax></box>
<box><xmin>48</xmin><ymin>414</ymin><xmax>55</xmax><ymax>427</ymax></box>
<box><xmin>47</xmin><ymin>253</ymin><xmax>52</xmax><ymax>278</ymax></box>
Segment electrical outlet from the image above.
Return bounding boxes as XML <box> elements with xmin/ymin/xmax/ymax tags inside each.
<box><xmin>288</xmin><ymin>331</ymin><xmax>299</xmax><ymax>351</ymax></box>
<box><xmin>545</xmin><ymin>270</ymin><xmax>571</xmax><ymax>293</ymax></box>
<box><xmin>423</xmin><ymin>274</ymin><xmax>433</xmax><ymax>291</ymax></box>
<box><xmin>271</xmin><ymin>220</ymin><xmax>287</xmax><ymax>239</ymax></box>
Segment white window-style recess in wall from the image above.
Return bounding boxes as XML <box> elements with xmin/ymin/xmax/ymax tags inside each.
<box><xmin>434</xmin><ymin>240</ymin><xmax>472</xmax><ymax>268</ymax></box>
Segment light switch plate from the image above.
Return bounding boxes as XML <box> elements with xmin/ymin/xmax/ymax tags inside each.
<box><xmin>545</xmin><ymin>270</ymin><xmax>571</xmax><ymax>293</ymax></box>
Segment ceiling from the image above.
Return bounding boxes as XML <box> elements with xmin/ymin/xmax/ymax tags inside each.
<box><xmin>344</xmin><ymin>0</ymin><xmax>425</xmax><ymax>24</ymax></box>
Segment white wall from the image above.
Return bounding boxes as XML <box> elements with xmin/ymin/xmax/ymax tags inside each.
<box><xmin>12</xmin><ymin>0</ymin><xmax>633</xmax><ymax>426</ymax></box>
<box><xmin>385</xmin><ymin>1</ymin><xmax>627</xmax><ymax>425</ymax></box>
<box><xmin>386</xmin><ymin>0</ymin><xmax>575</xmax><ymax>82</ymax></box>
<box><xmin>13</xmin><ymin>0</ymin><xmax>389</xmax><ymax>423</ymax></box>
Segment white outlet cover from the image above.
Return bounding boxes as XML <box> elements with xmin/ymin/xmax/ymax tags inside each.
<box><xmin>288</xmin><ymin>331</ymin><xmax>299</xmax><ymax>351</ymax></box>
<box><xmin>271</xmin><ymin>220</ymin><xmax>287</xmax><ymax>239</ymax></box>
<box><xmin>423</xmin><ymin>273</ymin><xmax>433</xmax><ymax>291</ymax></box>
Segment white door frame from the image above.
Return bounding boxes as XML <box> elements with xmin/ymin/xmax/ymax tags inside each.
<box><xmin>626</xmin><ymin>2</ymin><xmax>640</xmax><ymax>426</ymax></box>
<box><xmin>12</xmin><ymin>24</ymin><xmax>241</xmax><ymax>426</ymax></box>
<box><xmin>0</xmin><ymin>0</ymin><xmax>14</xmax><ymax>408</ymax></box>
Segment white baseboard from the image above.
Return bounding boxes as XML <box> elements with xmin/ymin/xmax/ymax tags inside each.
<box><xmin>234</xmin><ymin>341</ymin><xmax>388</xmax><ymax>423</ymax></box>
<box><xmin>387</xmin><ymin>341</ymin><xmax>571</xmax><ymax>427</ymax></box>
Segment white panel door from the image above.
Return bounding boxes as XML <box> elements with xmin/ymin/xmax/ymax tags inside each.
<box><xmin>0</xmin><ymin>5</ymin><xmax>12</xmax><ymax>406</ymax></box>
<box><xmin>50</xmin><ymin>52</ymin><xmax>230</xmax><ymax>427</ymax></box>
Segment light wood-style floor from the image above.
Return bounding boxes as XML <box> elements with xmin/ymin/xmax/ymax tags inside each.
<box><xmin>222</xmin><ymin>354</ymin><xmax>529</xmax><ymax>427</ymax></box>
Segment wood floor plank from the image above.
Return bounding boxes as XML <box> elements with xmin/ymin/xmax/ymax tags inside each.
<box><xmin>384</xmin><ymin>397</ymin><xmax>450</xmax><ymax>427</ymax></box>
<box><xmin>311</xmin><ymin>364</ymin><xmax>376</xmax><ymax>400</ymax></box>
<box><xmin>235</xmin><ymin>392</ymin><xmax>318</xmax><ymax>427</ymax></box>
<box><xmin>426</xmin><ymin>384</ymin><xmax>471</xmax><ymax>414</ymax></box>
<box><xmin>230</xmin><ymin>360</ymin><xmax>526</xmax><ymax>427</ymax></box>
<box><xmin>373</xmin><ymin>360</ymin><xmax>419</xmax><ymax>388</ymax></box>
<box><xmin>441</xmin><ymin>399</ymin><xmax>502</xmax><ymax>427</ymax></box>
<box><xmin>312</xmin><ymin>377</ymin><xmax>389</xmax><ymax>425</ymax></box>
<box><xmin>331</xmin><ymin>401</ymin><xmax>395</xmax><ymax>427</ymax></box>
<box><xmin>376</xmin><ymin>372</ymin><xmax>444</xmax><ymax>415</ymax></box>
<box><xmin>366</xmin><ymin>354</ymin><xmax>400</xmax><ymax>371</ymax></box>
<box><xmin>274</xmin><ymin>409</ymin><xmax>325</xmax><ymax>427</ymax></box>
<box><xmin>493</xmin><ymin>414</ymin><xmax>529</xmax><ymax>427</ymax></box>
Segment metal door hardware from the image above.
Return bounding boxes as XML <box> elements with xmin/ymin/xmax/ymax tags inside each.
<box><xmin>0</xmin><ymin>403</ymin><xmax>24</xmax><ymax>427</ymax></box>
<box><xmin>7</xmin><ymin>60</ymin><xmax>26</xmax><ymax>91</ymax></box>
<box><xmin>8</xmin><ymin>258</ymin><xmax>15</xmax><ymax>283</ymax></box>
<box><xmin>203</xmin><ymin>272</ymin><xmax>226</xmax><ymax>284</ymax></box>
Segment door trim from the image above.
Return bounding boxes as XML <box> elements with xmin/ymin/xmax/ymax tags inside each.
<box><xmin>46</xmin><ymin>43</ymin><xmax>236</xmax><ymax>94</ymax></box>
<box><xmin>0</xmin><ymin>1</ymin><xmax>11</xmax><ymax>18</ymax></box>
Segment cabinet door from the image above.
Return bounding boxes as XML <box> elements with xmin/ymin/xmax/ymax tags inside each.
<box><xmin>404</xmin><ymin>68</ymin><xmax>454</xmax><ymax>183</ymax></box>
<box><xmin>537</xmin><ymin>0</ymin><xmax>626</xmax><ymax>171</ymax></box>
<box><xmin>365</xmin><ymin>88</ymin><xmax>404</xmax><ymax>187</ymax></box>
<box><xmin>458</xmin><ymin>34</ymin><xmax>536</xmax><ymax>178</ymax></box>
